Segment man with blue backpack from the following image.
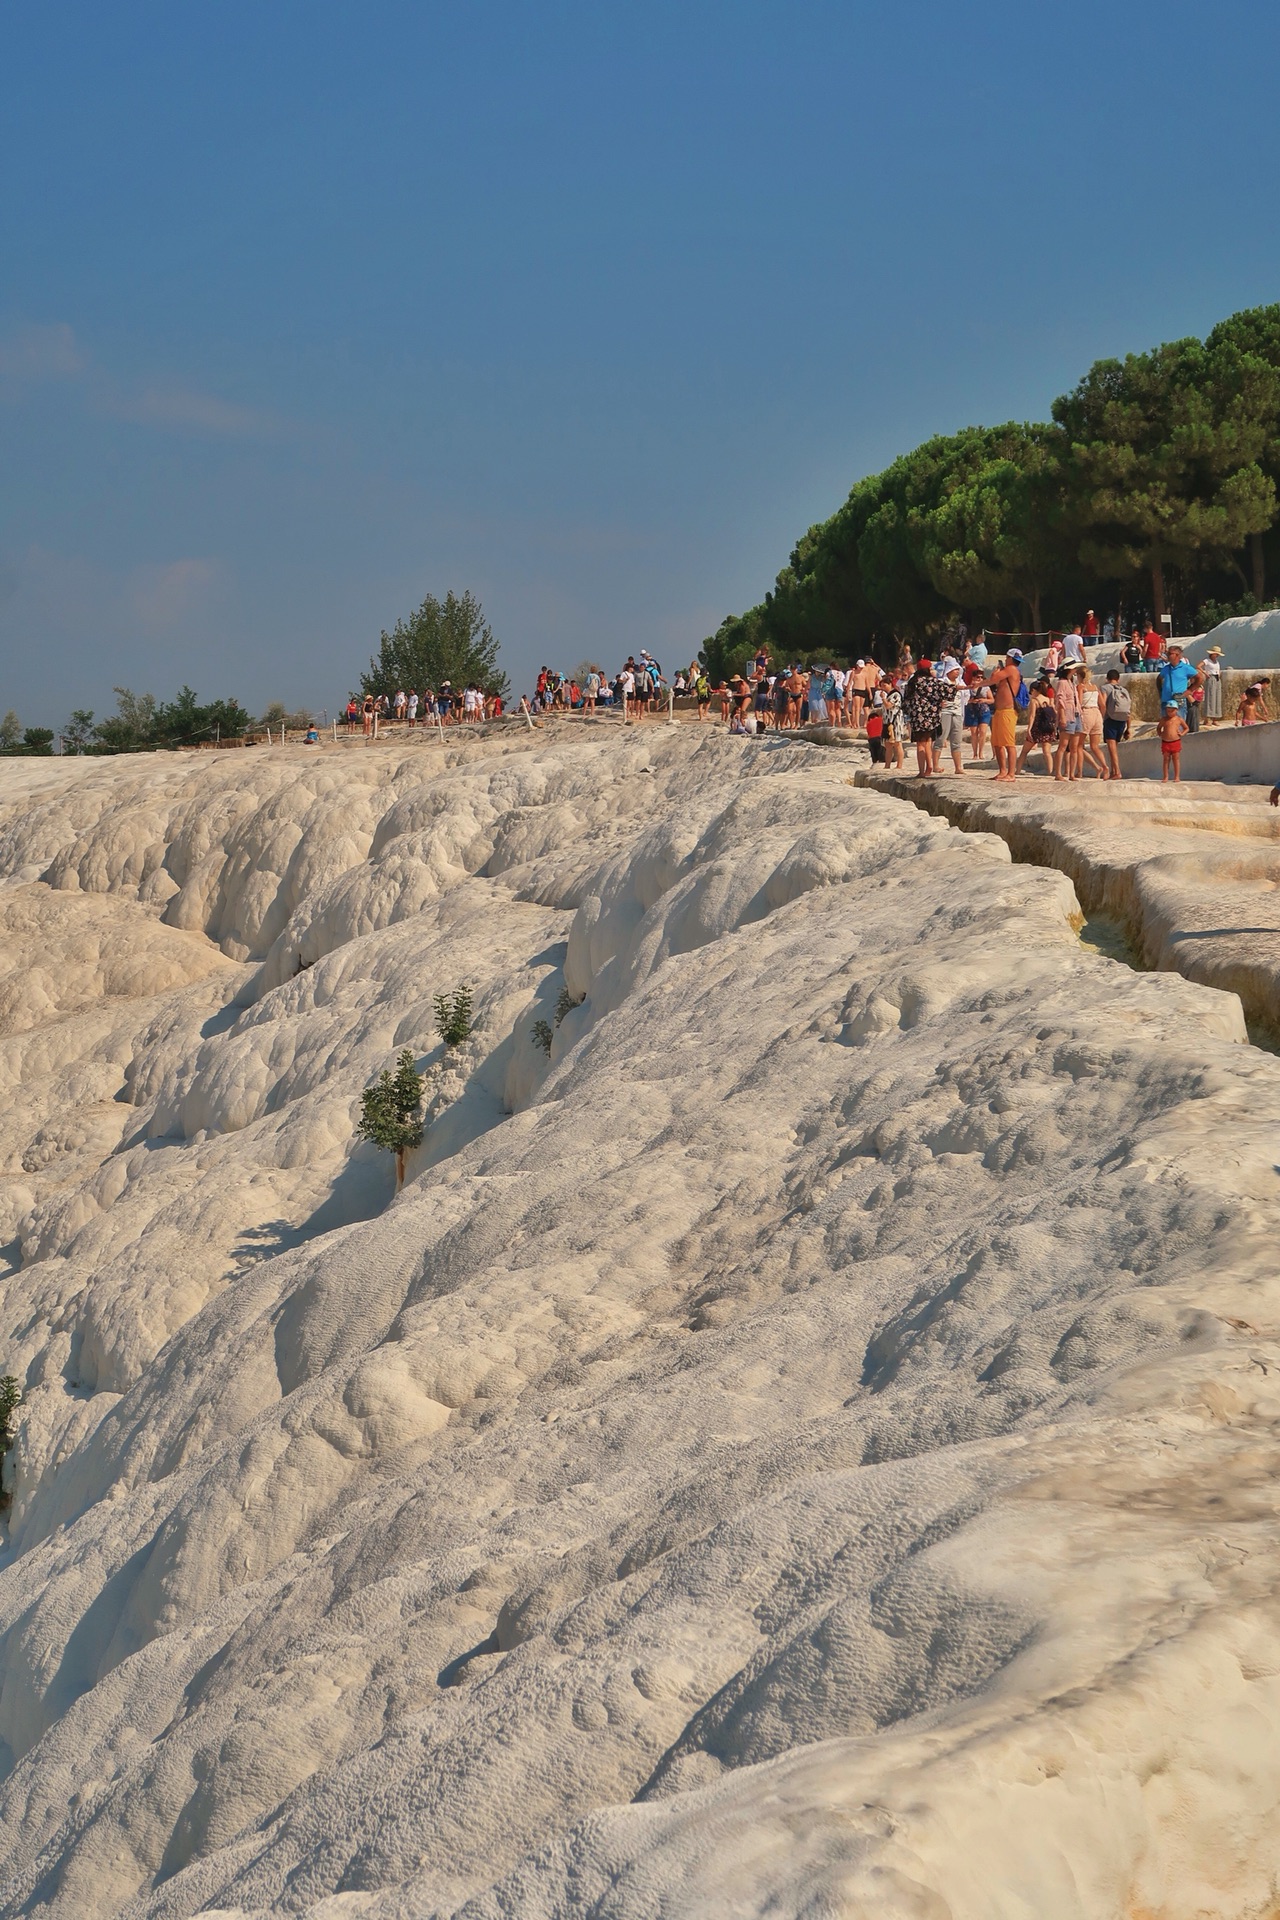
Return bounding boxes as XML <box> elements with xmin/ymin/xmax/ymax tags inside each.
<box><xmin>989</xmin><ymin>648</ymin><xmax>1024</xmax><ymax>782</ymax></box>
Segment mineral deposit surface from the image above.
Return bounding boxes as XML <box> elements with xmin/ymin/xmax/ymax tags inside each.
<box><xmin>1</xmin><ymin>727</ymin><xmax>1279</xmax><ymax>1919</ymax></box>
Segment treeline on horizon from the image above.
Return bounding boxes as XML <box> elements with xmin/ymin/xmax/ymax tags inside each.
<box><xmin>0</xmin><ymin>688</ymin><xmax>260</xmax><ymax>757</ymax></box>
<box><xmin>702</xmin><ymin>304</ymin><xmax>1280</xmax><ymax>680</ymax></box>
<box><xmin>2</xmin><ymin>590</ymin><xmax>509</xmax><ymax>754</ymax></box>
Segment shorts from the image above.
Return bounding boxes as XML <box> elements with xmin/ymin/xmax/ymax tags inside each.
<box><xmin>963</xmin><ymin>703</ymin><xmax>987</xmax><ymax>728</ymax></box>
<box><xmin>1102</xmin><ymin>718</ymin><xmax>1127</xmax><ymax>743</ymax></box>
<box><xmin>1061</xmin><ymin>715</ymin><xmax>1083</xmax><ymax>735</ymax></box>
<box><xmin>990</xmin><ymin>708</ymin><xmax>1016</xmax><ymax>750</ymax></box>
<box><xmin>1162</xmin><ymin>741</ymin><xmax>1181</xmax><ymax>755</ymax></box>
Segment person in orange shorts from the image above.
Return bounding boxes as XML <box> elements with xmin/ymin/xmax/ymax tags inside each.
<box><xmin>988</xmin><ymin>648</ymin><xmax>1023</xmax><ymax>781</ymax></box>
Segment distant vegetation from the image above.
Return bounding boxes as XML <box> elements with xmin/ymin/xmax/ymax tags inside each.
<box><xmin>0</xmin><ymin>688</ymin><xmax>299</xmax><ymax>756</ymax></box>
<box><xmin>705</xmin><ymin>303</ymin><xmax>1280</xmax><ymax>677</ymax></box>
<box><xmin>362</xmin><ymin>591</ymin><xmax>509</xmax><ymax>702</ymax></box>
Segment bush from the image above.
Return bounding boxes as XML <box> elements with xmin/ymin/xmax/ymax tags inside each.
<box><xmin>355</xmin><ymin>1049</ymin><xmax>425</xmax><ymax>1188</ymax></box>
<box><xmin>434</xmin><ymin>986</ymin><xmax>473</xmax><ymax>1048</ymax></box>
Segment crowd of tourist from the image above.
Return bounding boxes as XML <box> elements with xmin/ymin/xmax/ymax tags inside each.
<box><xmin>337</xmin><ymin>620</ymin><xmax>1271</xmax><ymax>786</ymax></box>
<box><xmin>344</xmin><ymin>686</ymin><xmax>503</xmax><ymax>734</ymax></box>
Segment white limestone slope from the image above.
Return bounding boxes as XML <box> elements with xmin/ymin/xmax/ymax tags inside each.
<box><xmin>0</xmin><ymin>728</ymin><xmax>1279</xmax><ymax>1919</ymax></box>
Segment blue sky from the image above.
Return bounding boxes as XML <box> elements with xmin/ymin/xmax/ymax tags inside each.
<box><xmin>2</xmin><ymin>0</ymin><xmax>1277</xmax><ymax>723</ymax></box>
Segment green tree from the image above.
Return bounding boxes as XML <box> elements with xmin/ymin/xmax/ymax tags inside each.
<box><xmin>0</xmin><ymin>711</ymin><xmax>20</xmax><ymax>750</ymax></box>
<box><xmin>64</xmin><ymin>709</ymin><xmax>95</xmax><ymax>753</ymax></box>
<box><xmin>1204</xmin><ymin>305</ymin><xmax>1280</xmax><ymax>599</ymax></box>
<box><xmin>1053</xmin><ymin>338</ymin><xmax>1277</xmax><ymax>622</ymax></box>
<box><xmin>909</xmin><ymin>423</ymin><xmax>1072</xmax><ymax>634</ymax></box>
<box><xmin>433</xmin><ymin>985</ymin><xmax>473</xmax><ymax>1048</ymax></box>
<box><xmin>0</xmin><ymin>1375</ymin><xmax>21</xmax><ymax>1506</ymax></box>
<box><xmin>260</xmin><ymin>701</ymin><xmax>314</xmax><ymax>732</ymax></box>
<box><xmin>93</xmin><ymin>688</ymin><xmax>159</xmax><ymax>751</ymax></box>
<box><xmin>355</xmin><ymin>1048</ymin><xmax>425</xmax><ymax>1189</ymax></box>
<box><xmin>22</xmin><ymin>728</ymin><xmax>53</xmax><ymax>755</ymax></box>
<box><xmin>362</xmin><ymin>591</ymin><xmax>509</xmax><ymax>702</ymax></box>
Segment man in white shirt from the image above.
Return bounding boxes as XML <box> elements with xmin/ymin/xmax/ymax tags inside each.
<box><xmin>1062</xmin><ymin>626</ymin><xmax>1086</xmax><ymax>665</ymax></box>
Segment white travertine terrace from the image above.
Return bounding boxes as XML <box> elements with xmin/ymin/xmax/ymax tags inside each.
<box><xmin>1</xmin><ymin>729</ymin><xmax>1279</xmax><ymax>1919</ymax></box>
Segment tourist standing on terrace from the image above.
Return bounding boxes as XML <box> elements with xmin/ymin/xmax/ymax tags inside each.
<box><xmin>988</xmin><ymin>650</ymin><xmax>1022</xmax><ymax>781</ymax></box>
<box><xmin>1076</xmin><ymin>665</ymin><xmax>1110</xmax><ymax>779</ymax></box>
<box><xmin>938</xmin><ymin>665</ymin><xmax>966</xmax><ymax>773</ymax></box>
<box><xmin>1159</xmin><ymin>704</ymin><xmax>1188</xmax><ymax>781</ymax></box>
<box><xmin>1053</xmin><ymin>668</ymin><xmax>1083</xmax><ymax>780</ymax></box>
<box><xmin>1102</xmin><ymin>670</ymin><xmax>1131</xmax><ymax>780</ymax></box>
<box><xmin>1157</xmin><ymin>644</ymin><xmax>1193</xmax><ymax>718</ymax></box>
<box><xmin>902</xmin><ymin>658</ymin><xmax>945</xmax><ymax>775</ymax></box>
<box><xmin>1018</xmin><ymin>676</ymin><xmax>1057</xmax><ymax>775</ymax></box>
<box><xmin>1198</xmin><ymin>645</ymin><xmax>1224</xmax><ymax>723</ymax></box>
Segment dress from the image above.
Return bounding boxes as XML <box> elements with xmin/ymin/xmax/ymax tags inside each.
<box><xmin>1202</xmin><ymin>664</ymin><xmax>1223</xmax><ymax>720</ymax></box>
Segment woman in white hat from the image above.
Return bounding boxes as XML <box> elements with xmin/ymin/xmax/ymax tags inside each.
<box><xmin>1198</xmin><ymin>644</ymin><xmax>1224</xmax><ymax>724</ymax></box>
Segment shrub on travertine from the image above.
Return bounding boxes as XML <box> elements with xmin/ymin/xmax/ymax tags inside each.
<box><xmin>356</xmin><ymin>1049</ymin><xmax>425</xmax><ymax>1188</ymax></box>
<box><xmin>434</xmin><ymin>986</ymin><xmax>473</xmax><ymax>1049</ymax></box>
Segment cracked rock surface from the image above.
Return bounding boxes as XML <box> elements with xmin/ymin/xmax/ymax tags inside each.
<box><xmin>0</xmin><ymin>729</ymin><xmax>1278</xmax><ymax>1918</ymax></box>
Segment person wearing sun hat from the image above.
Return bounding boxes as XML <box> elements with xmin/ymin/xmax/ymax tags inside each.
<box><xmin>1198</xmin><ymin>643</ymin><xmax>1224</xmax><ymax>724</ymax></box>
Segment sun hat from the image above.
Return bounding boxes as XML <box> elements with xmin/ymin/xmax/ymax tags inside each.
<box><xmin>1207</xmin><ymin>645</ymin><xmax>1223</xmax><ymax>655</ymax></box>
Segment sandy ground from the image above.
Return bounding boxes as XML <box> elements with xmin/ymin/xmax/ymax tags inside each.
<box><xmin>1</xmin><ymin>726</ymin><xmax>1280</xmax><ymax>1918</ymax></box>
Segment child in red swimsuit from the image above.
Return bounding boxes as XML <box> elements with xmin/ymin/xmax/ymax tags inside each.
<box><xmin>1159</xmin><ymin>704</ymin><xmax>1188</xmax><ymax>783</ymax></box>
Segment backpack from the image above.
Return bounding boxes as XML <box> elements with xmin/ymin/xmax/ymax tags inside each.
<box><xmin>1014</xmin><ymin>679</ymin><xmax>1030</xmax><ymax>710</ymax></box>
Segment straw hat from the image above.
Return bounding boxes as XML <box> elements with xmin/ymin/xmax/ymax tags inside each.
<box><xmin>1206</xmin><ymin>645</ymin><xmax>1224</xmax><ymax>656</ymax></box>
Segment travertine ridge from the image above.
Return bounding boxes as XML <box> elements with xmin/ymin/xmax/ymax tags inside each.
<box><xmin>0</xmin><ymin>729</ymin><xmax>1278</xmax><ymax>1919</ymax></box>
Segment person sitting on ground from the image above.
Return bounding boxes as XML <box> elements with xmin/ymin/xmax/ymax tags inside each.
<box><xmin>1159</xmin><ymin>702</ymin><xmax>1188</xmax><ymax>782</ymax></box>
<box><xmin>1101</xmin><ymin>669</ymin><xmax>1131</xmax><ymax>780</ymax></box>
<box><xmin>303</xmin><ymin>725</ymin><xmax>320</xmax><ymax>745</ymax></box>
